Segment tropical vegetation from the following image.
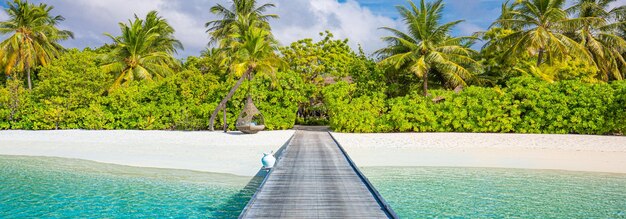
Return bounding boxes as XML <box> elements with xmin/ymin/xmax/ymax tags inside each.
<box><xmin>205</xmin><ymin>0</ymin><xmax>281</xmax><ymax>131</ymax></box>
<box><xmin>101</xmin><ymin>11</ymin><xmax>182</xmax><ymax>92</ymax></box>
<box><xmin>1</xmin><ymin>0</ymin><xmax>625</xmax><ymax>135</ymax></box>
<box><xmin>0</xmin><ymin>0</ymin><xmax>73</xmax><ymax>90</ymax></box>
<box><xmin>376</xmin><ymin>0</ymin><xmax>480</xmax><ymax>96</ymax></box>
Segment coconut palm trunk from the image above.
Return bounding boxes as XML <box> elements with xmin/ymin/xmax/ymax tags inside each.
<box><xmin>537</xmin><ymin>48</ymin><xmax>544</xmax><ymax>67</ymax></box>
<box><xmin>423</xmin><ymin>71</ymin><xmax>429</xmax><ymax>96</ymax></box>
<box><xmin>209</xmin><ymin>66</ymin><xmax>253</xmax><ymax>131</ymax></box>
<box><xmin>24</xmin><ymin>59</ymin><xmax>32</xmax><ymax>90</ymax></box>
<box><xmin>223</xmin><ymin>107</ymin><xmax>227</xmax><ymax>132</ymax></box>
<box><xmin>26</xmin><ymin>67</ymin><xmax>32</xmax><ymax>90</ymax></box>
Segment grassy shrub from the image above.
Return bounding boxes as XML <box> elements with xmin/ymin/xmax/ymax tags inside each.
<box><xmin>0</xmin><ymin>79</ymin><xmax>34</xmax><ymax>130</ymax></box>
<box><xmin>1</xmin><ymin>50</ymin><xmax>305</xmax><ymax>131</ymax></box>
<box><xmin>508</xmin><ymin>77</ymin><xmax>618</xmax><ymax>134</ymax></box>
<box><xmin>253</xmin><ymin>70</ymin><xmax>305</xmax><ymax>130</ymax></box>
<box><xmin>325</xmin><ymin>77</ymin><xmax>625</xmax><ymax>134</ymax></box>
<box><xmin>0</xmin><ymin>83</ymin><xmax>12</xmax><ymax>129</ymax></box>
<box><xmin>612</xmin><ymin>80</ymin><xmax>626</xmax><ymax>133</ymax></box>
<box><xmin>323</xmin><ymin>82</ymin><xmax>387</xmax><ymax>133</ymax></box>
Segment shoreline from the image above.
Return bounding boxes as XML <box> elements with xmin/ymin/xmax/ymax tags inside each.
<box><xmin>331</xmin><ymin>132</ymin><xmax>626</xmax><ymax>174</ymax></box>
<box><xmin>1</xmin><ymin>130</ymin><xmax>625</xmax><ymax>175</ymax></box>
<box><xmin>0</xmin><ymin>130</ymin><xmax>294</xmax><ymax>176</ymax></box>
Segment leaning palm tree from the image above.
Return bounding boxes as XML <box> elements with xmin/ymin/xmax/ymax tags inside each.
<box><xmin>376</xmin><ymin>0</ymin><xmax>480</xmax><ymax>96</ymax></box>
<box><xmin>206</xmin><ymin>0</ymin><xmax>279</xmax><ymax>131</ymax></box>
<box><xmin>101</xmin><ymin>11</ymin><xmax>182</xmax><ymax>91</ymax></box>
<box><xmin>208</xmin><ymin>17</ymin><xmax>284</xmax><ymax>131</ymax></box>
<box><xmin>566</xmin><ymin>0</ymin><xmax>626</xmax><ymax>81</ymax></box>
<box><xmin>205</xmin><ymin>0</ymin><xmax>277</xmax><ymax>45</ymax></box>
<box><xmin>0</xmin><ymin>0</ymin><xmax>73</xmax><ymax>90</ymax></box>
<box><xmin>493</xmin><ymin>0</ymin><xmax>591</xmax><ymax>67</ymax></box>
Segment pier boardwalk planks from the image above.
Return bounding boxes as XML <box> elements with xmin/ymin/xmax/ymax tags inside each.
<box><xmin>239</xmin><ymin>130</ymin><xmax>398</xmax><ymax>219</ymax></box>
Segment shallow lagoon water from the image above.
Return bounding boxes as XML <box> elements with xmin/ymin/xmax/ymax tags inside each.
<box><xmin>362</xmin><ymin>167</ymin><xmax>626</xmax><ymax>218</ymax></box>
<box><xmin>2</xmin><ymin>156</ymin><xmax>626</xmax><ymax>218</ymax></box>
<box><xmin>0</xmin><ymin>156</ymin><xmax>261</xmax><ymax>218</ymax></box>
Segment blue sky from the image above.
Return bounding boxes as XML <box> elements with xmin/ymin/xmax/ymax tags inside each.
<box><xmin>347</xmin><ymin>0</ymin><xmax>503</xmax><ymax>40</ymax></box>
<box><xmin>0</xmin><ymin>0</ymin><xmax>507</xmax><ymax>57</ymax></box>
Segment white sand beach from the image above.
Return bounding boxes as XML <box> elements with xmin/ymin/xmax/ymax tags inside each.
<box><xmin>331</xmin><ymin>132</ymin><xmax>626</xmax><ymax>174</ymax></box>
<box><xmin>2</xmin><ymin>130</ymin><xmax>625</xmax><ymax>175</ymax></box>
<box><xmin>0</xmin><ymin>130</ymin><xmax>294</xmax><ymax>176</ymax></box>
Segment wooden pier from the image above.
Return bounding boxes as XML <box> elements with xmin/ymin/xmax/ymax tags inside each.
<box><xmin>239</xmin><ymin>129</ymin><xmax>398</xmax><ymax>219</ymax></box>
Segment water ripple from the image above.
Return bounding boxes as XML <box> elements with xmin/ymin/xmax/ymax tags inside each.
<box><xmin>0</xmin><ymin>156</ymin><xmax>256</xmax><ymax>218</ymax></box>
<box><xmin>362</xmin><ymin>167</ymin><xmax>626</xmax><ymax>218</ymax></box>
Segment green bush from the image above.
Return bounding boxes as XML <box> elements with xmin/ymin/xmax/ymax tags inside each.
<box><xmin>323</xmin><ymin>82</ymin><xmax>387</xmax><ymax>133</ymax></box>
<box><xmin>325</xmin><ymin>77</ymin><xmax>625</xmax><ymax>134</ymax></box>
<box><xmin>0</xmin><ymin>49</ymin><xmax>305</xmax><ymax>131</ymax></box>
<box><xmin>4</xmin><ymin>48</ymin><xmax>624</xmax><ymax>135</ymax></box>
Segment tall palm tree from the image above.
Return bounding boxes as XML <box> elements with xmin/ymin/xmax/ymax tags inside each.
<box><xmin>493</xmin><ymin>0</ymin><xmax>591</xmax><ymax>67</ymax></box>
<box><xmin>376</xmin><ymin>0</ymin><xmax>480</xmax><ymax>96</ymax></box>
<box><xmin>0</xmin><ymin>0</ymin><xmax>73</xmax><ymax>90</ymax></box>
<box><xmin>206</xmin><ymin>0</ymin><xmax>279</xmax><ymax>131</ymax></box>
<box><xmin>566</xmin><ymin>0</ymin><xmax>626</xmax><ymax>81</ymax></box>
<box><xmin>208</xmin><ymin>17</ymin><xmax>284</xmax><ymax>131</ymax></box>
<box><xmin>205</xmin><ymin>0</ymin><xmax>277</xmax><ymax>45</ymax></box>
<box><xmin>101</xmin><ymin>11</ymin><xmax>182</xmax><ymax>91</ymax></box>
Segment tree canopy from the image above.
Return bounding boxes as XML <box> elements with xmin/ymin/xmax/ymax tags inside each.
<box><xmin>1</xmin><ymin>0</ymin><xmax>626</xmax><ymax>134</ymax></box>
<box><xmin>0</xmin><ymin>0</ymin><xmax>73</xmax><ymax>90</ymax></box>
<box><xmin>101</xmin><ymin>11</ymin><xmax>182</xmax><ymax>92</ymax></box>
<box><xmin>376</xmin><ymin>0</ymin><xmax>480</xmax><ymax>96</ymax></box>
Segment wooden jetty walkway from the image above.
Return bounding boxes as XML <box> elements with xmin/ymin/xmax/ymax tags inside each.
<box><xmin>239</xmin><ymin>129</ymin><xmax>398</xmax><ymax>218</ymax></box>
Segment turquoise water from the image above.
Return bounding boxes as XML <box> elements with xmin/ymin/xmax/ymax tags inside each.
<box><xmin>362</xmin><ymin>167</ymin><xmax>626</xmax><ymax>218</ymax></box>
<box><xmin>3</xmin><ymin>156</ymin><xmax>626</xmax><ymax>218</ymax></box>
<box><xmin>0</xmin><ymin>156</ymin><xmax>261</xmax><ymax>218</ymax></box>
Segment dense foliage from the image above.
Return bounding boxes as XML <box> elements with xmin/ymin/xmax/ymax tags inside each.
<box><xmin>101</xmin><ymin>11</ymin><xmax>182</xmax><ymax>91</ymax></box>
<box><xmin>1</xmin><ymin>0</ymin><xmax>625</xmax><ymax>135</ymax></box>
<box><xmin>0</xmin><ymin>0</ymin><xmax>73</xmax><ymax>90</ymax></box>
<box><xmin>0</xmin><ymin>49</ymin><xmax>303</xmax><ymax>130</ymax></box>
<box><xmin>324</xmin><ymin>78</ymin><xmax>626</xmax><ymax>134</ymax></box>
<box><xmin>376</xmin><ymin>0</ymin><xmax>480</xmax><ymax>96</ymax></box>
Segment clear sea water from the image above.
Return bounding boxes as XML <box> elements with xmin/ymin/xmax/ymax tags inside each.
<box><xmin>362</xmin><ymin>167</ymin><xmax>626</xmax><ymax>218</ymax></box>
<box><xmin>0</xmin><ymin>156</ymin><xmax>262</xmax><ymax>218</ymax></box>
<box><xmin>2</xmin><ymin>156</ymin><xmax>626</xmax><ymax>218</ymax></box>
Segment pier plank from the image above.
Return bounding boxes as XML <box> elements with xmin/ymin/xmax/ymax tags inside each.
<box><xmin>239</xmin><ymin>130</ymin><xmax>396</xmax><ymax>219</ymax></box>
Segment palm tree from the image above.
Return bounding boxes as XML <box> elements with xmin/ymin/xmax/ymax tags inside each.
<box><xmin>566</xmin><ymin>0</ymin><xmax>626</xmax><ymax>81</ymax></box>
<box><xmin>0</xmin><ymin>0</ymin><xmax>73</xmax><ymax>90</ymax></box>
<box><xmin>619</xmin><ymin>15</ymin><xmax>626</xmax><ymax>76</ymax></box>
<box><xmin>495</xmin><ymin>0</ymin><xmax>521</xmax><ymax>30</ymax></box>
<box><xmin>207</xmin><ymin>17</ymin><xmax>284</xmax><ymax>131</ymax></box>
<box><xmin>376</xmin><ymin>0</ymin><xmax>480</xmax><ymax>96</ymax></box>
<box><xmin>101</xmin><ymin>11</ymin><xmax>182</xmax><ymax>91</ymax></box>
<box><xmin>142</xmin><ymin>11</ymin><xmax>184</xmax><ymax>54</ymax></box>
<box><xmin>493</xmin><ymin>0</ymin><xmax>591</xmax><ymax>67</ymax></box>
<box><xmin>205</xmin><ymin>0</ymin><xmax>277</xmax><ymax>45</ymax></box>
<box><xmin>206</xmin><ymin>0</ymin><xmax>279</xmax><ymax>131</ymax></box>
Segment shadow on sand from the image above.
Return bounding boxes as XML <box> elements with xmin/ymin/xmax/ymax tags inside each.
<box><xmin>225</xmin><ymin>131</ymin><xmax>247</xmax><ymax>136</ymax></box>
<box><xmin>211</xmin><ymin>135</ymin><xmax>292</xmax><ymax>218</ymax></box>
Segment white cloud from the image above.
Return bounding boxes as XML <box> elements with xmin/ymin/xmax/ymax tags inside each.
<box><xmin>609</xmin><ymin>0</ymin><xmax>626</xmax><ymax>9</ymax></box>
<box><xmin>457</xmin><ymin>22</ymin><xmax>484</xmax><ymax>36</ymax></box>
<box><xmin>14</xmin><ymin>0</ymin><xmax>401</xmax><ymax>58</ymax></box>
<box><xmin>271</xmin><ymin>0</ymin><xmax>402</xmax><ymax>56</ymax></box>
<box><xmin>0</xmin><ymin>9</ymin><xmax>7</xmax><ymax>21</ymax></box>
<box><xmin>30</xmin><ymin>0</ymin><xmax>222</xmax><ymax>58</ymax></box>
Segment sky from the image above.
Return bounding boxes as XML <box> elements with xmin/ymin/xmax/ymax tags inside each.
<box><xmin>0</xmin><ymin>0</ymin><xmax>624</xmax><ymax>58</ymax></box>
